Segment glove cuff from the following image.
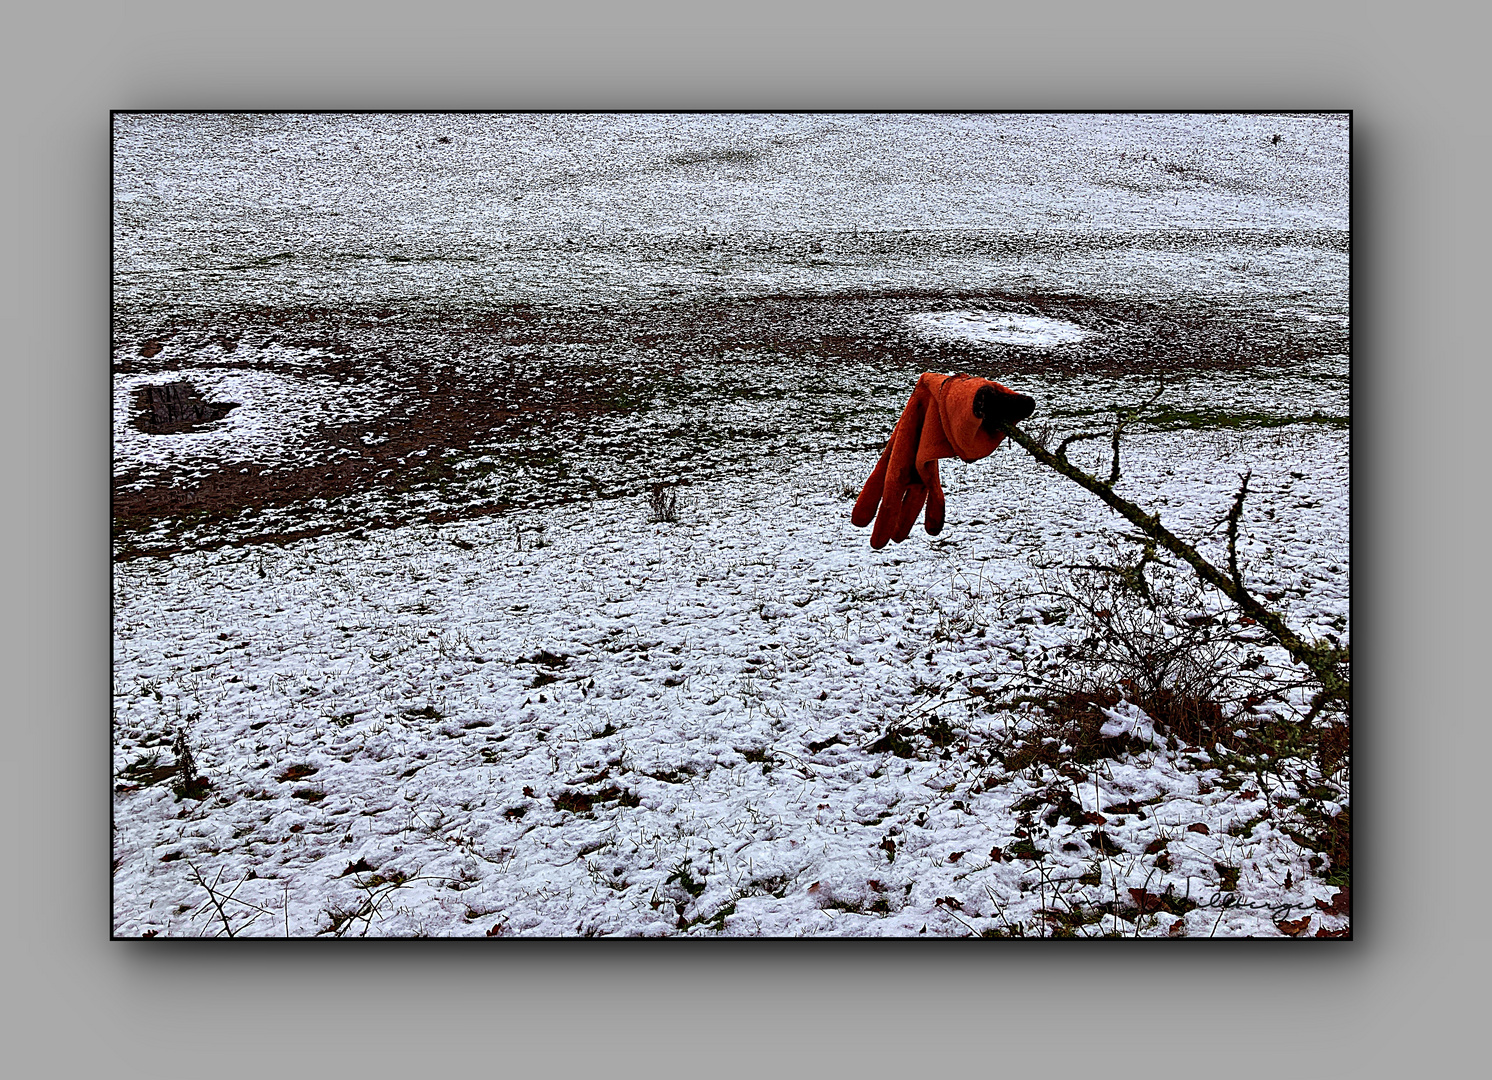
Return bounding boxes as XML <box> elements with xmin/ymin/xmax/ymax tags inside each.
<box><xmin>928</xmin><ymin>373</ymin><xmax>1032</xmax><ymax>462</ymax></box>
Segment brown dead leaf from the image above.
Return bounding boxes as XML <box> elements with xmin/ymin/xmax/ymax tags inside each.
<box><xmin>1314</xmin><ymin>925</ymin><xmax>1351</xmax><ymax>939</ymax></box>
<box><xmin>1276</xmin><ymin>916</ymin><xmax>1312</xmax><ymax>937</ymax></box>
<box><xmin>1128</xmin><ymin>888</ymin><xmax>1165</xmax><ymax>914</ymax></box>
<box><xmin>1186</xmin><ymin>822</ymin><xmax>1211</xmax><ymax>836</ymax></box>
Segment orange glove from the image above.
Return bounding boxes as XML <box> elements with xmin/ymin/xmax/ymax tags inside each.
<box><xmin>852</xmin><ymin>373</ymin><xmax>1034</xmax><ymax>549</ymax></box>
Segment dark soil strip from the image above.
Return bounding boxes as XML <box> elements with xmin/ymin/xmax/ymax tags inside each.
<box><xmin>113</xmin><ymin>290</ymin><xmax>1347</xmax><ymax>560</ymax></box>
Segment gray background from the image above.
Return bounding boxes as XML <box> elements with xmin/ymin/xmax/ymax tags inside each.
<box><xmin>3</xmin><ymin>0</ymin><xmax>1483</xmax><ymax>1074</ymax></box>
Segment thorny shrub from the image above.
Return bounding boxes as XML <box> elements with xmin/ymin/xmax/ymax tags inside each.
<box><xmin>171</xmin><ymin>727</ymin><xmax>211</xmax><ymax>801</ymax></box>
<box><xmin>857</xmin><ymin>547</ymin><xmax>1301</xmax><ymax>769</ymax></box>
<box><xmin>1001</xmin><ymin>550</ymin><xmax>1304</xmax><ymax>752</ymax></box>
<box><xmin>865</xmin><ymin>542</ymin><xmax>1351</xmax><ymax>923</ymax></box>
<box><xmin>978</xmin><ymin>545</ymin><xmax>1350</xmax><ymax>776</ymax></box>
<box><xmin>647</xmin><ymin>482</ymin><xmax>681</xmax><ymax>524</ymax></box>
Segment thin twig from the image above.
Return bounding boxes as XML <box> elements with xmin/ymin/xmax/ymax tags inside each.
<box><xmin>1224</xmin><ymin>471</ymin><xmax>1252</xmax><ymax>590</ymax></box>
<box><xmin>185</xmin><ymin>861</ymin><xmax>237</xmax><ymax>938</ymax></box>
<box><xmin>1055</xmin><ymin>430</ymin><xmax>1108</xmax><ymax>462</ymax></box>
<box><xmin>1104</xmin><ymin>378</ymin><xmax>1166</xmax><ymax>485</ymax></box>
<box><xmin>184</xmin><ymin>860</ymin><xmax>269</xmax><ymax>938</ymax></box>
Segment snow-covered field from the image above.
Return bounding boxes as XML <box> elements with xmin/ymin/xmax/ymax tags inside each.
<box><xmin>112</xmin><ymin>113</ymin><xmax>1349</xmax><ymax>936</ymax></box>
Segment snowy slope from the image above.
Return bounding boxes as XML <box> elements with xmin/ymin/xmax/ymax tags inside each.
<box><xmin>113</xmin><ymin>425</ymin><xmax>1348</xmax><ymax>937</ymax></box>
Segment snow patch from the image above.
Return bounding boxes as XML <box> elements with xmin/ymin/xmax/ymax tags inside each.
<box><xmin>1099</xmin><ymin>702</ymin><xmax>1162</xmax><ymax>746</ymax></box>
<box><xmin>113</xmin><ymin>361</ymin><xmax>387</xmax><ymax>489</ymax></box>
<box><xmin>907</xmin><ymin>311</ymin><xmax>1096</xmax><ymax>348</ymax></box>
<box><xmin>1274</xmin><ymin>307</ymin><xmax>1350</xmax><ymax>326</ymax></box>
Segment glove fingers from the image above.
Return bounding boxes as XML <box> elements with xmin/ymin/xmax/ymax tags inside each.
<box><xmin>915</xmin><ymin>396</ymin><xmax>951</xmax><ymax>537</ymax></box>
<box><xmin>870</xmin><ymin>493</ymin><xmax>901</xmax><ymax>549</ymax></box>
<box><xmin>892</xmin><ymin>483</ymin><xmax>928</xmax><ymax>543</ymax></box>
<box><xmin>923</xmin><ymin>460</ymin><xmax>945</xmax><ymax>535</ymax></box>
<box><xmin>870</xmin><ymin>388</ymin><xmax>928</xmax><ymax>547</ymax></box>
<box><xmin>872</xmin><ymin>469</ymin><xmax>920</xmax><ymax>548</ymax></box>
<box><xmin>856</xmin><ymin>380</ymin><xmax>927</xmax><ymax>536</ymax></box>
<box><xmin>851</xmin><ymin>440</ymin><xmax>893</xmax><ymax>528</ymax></box>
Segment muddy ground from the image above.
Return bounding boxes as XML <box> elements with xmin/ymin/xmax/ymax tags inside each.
<box><xmin>112</xmin><ymin>284</ymin><xmax>1348</xmax><ymax>560</ymax></box>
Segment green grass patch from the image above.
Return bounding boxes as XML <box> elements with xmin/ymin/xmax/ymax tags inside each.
<box><xmin>1048</xmin><ymin>406</ymin><xmax>1348</xmax><ymax>431</ymax></box>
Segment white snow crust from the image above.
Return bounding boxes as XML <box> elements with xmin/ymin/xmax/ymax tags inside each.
<box><xmin>908</xmin><ymin>311</ymin><xmax>1095</xmax><ymax>347</ymax></box>
<box><xmin>112</xmin><ymin>112</ymin><xmax>1348</xmax><ymax>313</ymax></box>
<box><xmin>113</xmin><ymin>425</ymin><xmax>1348</xmax><ymax>938</ymax></box>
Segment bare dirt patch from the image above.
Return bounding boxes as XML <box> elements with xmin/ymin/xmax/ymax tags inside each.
<box><xmin>112</xmin><ymin>289</ymin><xmax>1346</xmax><ymax>560</ymax></box>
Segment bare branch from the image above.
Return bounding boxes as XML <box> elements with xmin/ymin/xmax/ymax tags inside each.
<box><xmin>1137</xmin><ymin>376</ymin><xmax>1168</xmax><ymax>415</ymax></box>
<box><xmin>1055</xmin><ymin>430</ymin><xmax>1108</xmax><ymax>463</ymax></box>
<box><xmin>190</xmin><ymin>862</ymin><xmax>235</xmax><ymax>938</ymax></box>
<box><xmin>1106</xmin><ymin>377</ymin><xmax>1165</xmax><ymax>486</ymax></box>
<box><xmin>993</xmin><ymin>419</ymin><xmax>1349</xmax><ymax>709</ymax></box>
<box><xmin>185</xmin><ymin>860</ymin><xmax>257</xmax><ymax>938</ymax></box>
<box><xmin>1225</xmin><ymin>471</ymin><xmax>1253</xmax><ymax>591</ymax></box>
<box><xmin>1108</xmin><ymin>418</ymin><xmax>1125</xmax><ymax>485</ymax></box>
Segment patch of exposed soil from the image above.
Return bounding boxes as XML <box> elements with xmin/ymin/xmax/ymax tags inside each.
<box><xmin>112</xmin><ymin>290</ymin><xmax>1347</xmax><ymax>560</ymax></box>
<box><xmin>133</xmin><ymin>381</ymin><xmax>240</xmax><ymax>434</ymax></box>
